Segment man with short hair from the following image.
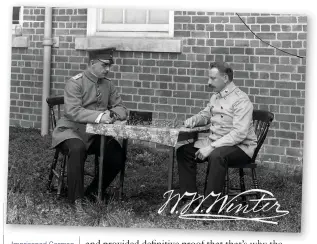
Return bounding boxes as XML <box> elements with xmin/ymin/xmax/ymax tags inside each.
<box><xmin>177</xmin><ymin>61</ymin><xmax>257</xmax><ymax>211</ymax></box>
<box><xmin>51</xmin><ymin>47</ymin><xmax>128</xmax><ymax>204</ymax></box>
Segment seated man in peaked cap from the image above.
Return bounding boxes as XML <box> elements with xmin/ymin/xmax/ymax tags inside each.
<box><xmin>177</xmin><ymin>61</ymin><xmax>257</xmax><ymax>212</ymax></box>
<box><xmin>51</xmin><ymin>47</ymin><xmax>128</xmax><ymax>204</ymax></box>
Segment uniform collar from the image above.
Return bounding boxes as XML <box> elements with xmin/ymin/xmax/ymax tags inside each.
<box><xmin>83</xmin><ymin>69</ymin><xmax>110</xmax><ymax>83</ymax></box>
<box><xmin>84</xmin><ymin>70</ymin><xmax>99</xmax><ymax>83</ymax></box>
<box><xmin>219</xmin><ymin>82</ymin><xmax>237</xmax><ymax>98</ymax></box>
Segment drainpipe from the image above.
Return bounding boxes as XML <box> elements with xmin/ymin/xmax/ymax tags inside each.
<box><xmin>41</xmin><ymin>7</ymin><xmax>53</xmax><ymax>136</ymax></box>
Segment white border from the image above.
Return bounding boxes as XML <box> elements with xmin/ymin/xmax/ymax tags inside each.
<box><xmin>1</xmin><ymin>1</ymin><xmax>316</xmax><ymax>244</ymax></box>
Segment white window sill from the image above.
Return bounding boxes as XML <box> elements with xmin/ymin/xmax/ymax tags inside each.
<box><xmin>75</xmin><ymin>36</ymin><xmax>182</xmax><ymax>53</ymax></box>
<box><xmin>12</xmin><ymin>36</ymin><xmax>29</xmax><ymax>48</ymax></box>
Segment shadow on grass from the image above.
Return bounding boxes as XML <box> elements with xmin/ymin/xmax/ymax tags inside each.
<box><xmin>6</xmin><ymin>126</ymin><xmax>302</xmax><ymax>232</ymax></box>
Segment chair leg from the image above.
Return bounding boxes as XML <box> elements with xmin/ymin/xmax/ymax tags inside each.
<box><xmin>204</xmin><ymin>161</ymin><xmax>210</xmax><ymax>195</ymax></box>
<box><xmin>47</xmin><ymin>149</ymin><xmax>60</xmax><ymax>191</ymax></box>
<box><xmin>239</xmin><ymin>168</ymin><xmax>247</xmax><ymax>204</ymax></box>
<box><xmin>57</xmin><ymin>155</ymin><xmax>67</xmax><ymax>198</ymax></box>
<box><xmin>224</xmin><ymin>166</ymin><xmax>229</xmax><ymax>196</ymax></box>
<box><xmin>251</xmin><ymin>168</ymin><xmax>263</xmax><ymax>210</ymax></box>
<box><xmin>119</xmin><ymin>139</ymin><xmax>128</xmax><ymax>200</ymax></box>
<box><xmin>94</xmin><ymin>154</ymin><xmax>99</xmax><ymax>179</ymax></box>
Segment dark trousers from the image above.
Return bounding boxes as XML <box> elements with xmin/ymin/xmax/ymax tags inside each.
<box><xmin>176</xmin><ymin>143</ymin><xmax>250</xmax><ymax>206</ymax></box>
<box><xmin>59</xmin><ymin>136</ymin><xmax>124</xmax><ymax>203</ymax></box>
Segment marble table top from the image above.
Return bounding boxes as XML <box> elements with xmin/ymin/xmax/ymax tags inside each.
<box><xmin>86</xmin><ymin>122</ymin><xmax>210</xmax><ymax>147</ymax></box>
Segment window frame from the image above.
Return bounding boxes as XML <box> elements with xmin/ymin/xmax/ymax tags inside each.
<box><xmin>12</xmin><ymin>6</ymin><xmax>24</xmax><ymax>35</ymax></box>
<box><xmin>87</xmin><ymin>8</ymin><xmax>174</xmax><ymax>38</ymax></box>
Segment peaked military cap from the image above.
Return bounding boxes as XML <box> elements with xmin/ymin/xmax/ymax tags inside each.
<box><xmin>88</xmin><ymin>47</ymin><xmax>116</xmax><ymax>65</ymax></box>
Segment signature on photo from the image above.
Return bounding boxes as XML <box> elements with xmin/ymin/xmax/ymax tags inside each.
<box><xmin>158</xmin><ymin>189</ymin><xmax>289</xmax><ymax>224</ymax></box>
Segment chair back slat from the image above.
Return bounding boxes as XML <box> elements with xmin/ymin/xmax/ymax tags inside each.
<box><xmin>251</xmin><ymin>110</ymin><xmax>274</xmax><ymax>163</ymax></box>
<box><xmin>46</xmin><ymin>96</ymin><xmax>64</xmax><ymax>130</ymax></box>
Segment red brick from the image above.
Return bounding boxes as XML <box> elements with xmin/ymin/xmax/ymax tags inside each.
<box><xmin>191</xmin><ymin>92</ymin><xmax>210</xmax><ymax>100</ymax></box>
<box><xmin>138</xmin><ymin>103</ymin><xmax>154</xmax><ymax>111</ymax></box>
<box><xmin>255</xmin><ymin>96</ymin><xmax>274</xmax><ymax>104</ymax></box>
<box><xmin>151</xmin><ymin>97</ymin><xmax>159</xmax><ymax>104</ymax></box>
<box><xmin>174</xmin><ymin>76</ymin><xmax>190</xmax><ymax>83</ymax></box>
<box><xmin>192</xmin><ymin>16</ymin><xmax>209</xmax><ymax>23</ymax></box>
<box><xmin>173</xmin><ymin>91</ymin><xmax>190</xmax><ymax>98</ymax></box>
<box><xmin>286</xmin><ymin>148</ymin><xmax>302</xmax><ymax>157</ymax></box>
<box><xmin>277</xmin><ymin>16</ymin><xmax>297</xmax><ymax>23</ymax></box>
<box><xmin>209</xmin><ymin>17</ymin><xmax>229</xmax><ymax>23</ymax></box>
<box><xmin>265</xmin><ymin>145</ymin><xmax>285</xmax><ymax>155</ymax></box>
<box><xmin>173</xmin><ymin>105</ymin><xmax>190</xmax><ymax>113</ymax></box>
<box><xmin>175</xmin><ymin>31</ymin><xmax>190</xmax><ymax>37</ymax></box>
<box><xmin>257</xmin><ymin>33</ymin><xmax>276</xmax><ymax>40</ymax></box>
<box><xmin>120</xmin><ymin>66</ymin><xmax>133</xmax><ymax>72</ymax></box>
<box><xmin>275</xmin><ymin>81</ymin><xmax>296</xmax><ymax>89</ymax></box>
<box><xmin>276</xmin><ymin>130</ymin><xmax>296</xmax><ymax>139</ymax></box>
<box><xmin>192</xmin><ymin>31</ymin><xmax>209</xmax><ymax>38</ymax></box>
<box><xmin>138</xmin><ymin>88</ymin><xmax>154</xmax><ymax>96</ymax></box>
<box><xmin>276</xmin><ymin>65</ymin><xmax>296</xmax><ymax>73</ymax></box>
<box><xmin>256</xmin><ymin>17</ymin><xmax>276</xmax><ymax>24</ymax></box>
<box><xmin>255</xmin><ymin>48</ymin><xmax>275</xmax><ymax>55</ymax></box>
<box><xmin>155</xmin><ymin>90</ymin><xmax>172</xmax><ymax>97</ymax></box>
<box><xmin>229</xmin><ymin>32</ymin><xmax>244</xmax><ymax>38</ymax></box>
<box><xmin>139</xmin><ymin>74</ymin><xmax>155</xmax><ymax>81</ymax></box>
<box><xmin>276</xmin><ymin>98</ymin><xmax>296</xmax><ymax>106</ymax></box>
<box><xmin>255</xmin><ymin>64</ymin><xmax>274</xmax><ymax>72</ymax></box>
<box><xmin>210</xmin><ymin>32</ymin><xmax>228</xmax><ymax>38</ymax></box>
<box><xmin>277</xmin><ymin>33</ymin><xmax>297</xmax><ymax>40</ymax></box>
<box><xmin>173</xmin><ymin>61</ymin><xmax>190</xmax><ymax>68</ymax></box>
<box><xmin>156</xmin><ymin>60</ymin><xmax>173</xmax><ymax>67</ymax></box>
<box><xmin>122</xmin><ymin>87</ymin><xmax>137</xmax><ymax>94</ymax></box>
<box><xmin>175</xmin><ymin>16</ymin><xmax>191</xmax><ymax>23</ymax></box>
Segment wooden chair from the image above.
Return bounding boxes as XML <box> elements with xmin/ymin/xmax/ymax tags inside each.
<box><xmin>46</xmin><ymin>96</ymin><xmax>98</xmax><ymax>198</ymax></box>
<box><xmin>222</xmin><ymin>109</ymin><xmax>274</xmax><ymax>202</ymax></box>
<box><xmin>46</xmin><ymin>96</ymin><xmax>127</xmax><ymax>200</ymax></box>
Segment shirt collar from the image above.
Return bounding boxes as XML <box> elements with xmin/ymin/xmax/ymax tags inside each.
<box><xmin>219</xmin><ymin>82</ymin><xmax>237</xmax><ymax>98</ymax></box>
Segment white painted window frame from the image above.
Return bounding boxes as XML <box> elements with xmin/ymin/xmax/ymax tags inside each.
<box><xmin>87</xmin><ymin>8</ymin><xmax>174</xmax><ymax>38</ymax></box>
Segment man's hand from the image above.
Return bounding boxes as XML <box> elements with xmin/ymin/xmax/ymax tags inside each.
<box><xmin>100</xmin><ymin>110</ymin><xmax>114</xmax><ymax>124</ymax></box>
<box><xmin>184</xmin><ymin>117</ymin><xmax>196</xmax><ymax>128</ymax></box>
<box><xmin>195</xmin><ymin>145</ymin><xmax>214</xmax><ymax>161</ymax></box>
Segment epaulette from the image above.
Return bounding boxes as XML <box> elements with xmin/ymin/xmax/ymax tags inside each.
<box><xmin>234</xmin><ymin>88</ymin><xmax>241</xmax><ymax>94</ymax></box>
<box><xmin>72</xmin><ymin>73</ymin><xmax>83</xmax><ymax>80</ymax></box>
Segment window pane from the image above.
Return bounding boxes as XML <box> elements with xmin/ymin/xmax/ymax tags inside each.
<box><xmin>125</xmin><ymin>9</ymin><xmax>146</xmax><ymax>24</ymax></box>
<box><xmin>12</xmin><ymin>6</ymin><xmax>21</xmax><ymax>24</ymax></box>
<box><xmin>102</xmin><ymin>9</ymin><xmax>123</xmax><ymax>24</ymax></box>
<box><xmin>149</xmin><ymin>10</ymin><xmax>169</xmax><ymax>24</ymax></box>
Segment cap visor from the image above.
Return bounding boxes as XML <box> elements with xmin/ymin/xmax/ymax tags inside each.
<box><xmin>98</xmin><ymin>59</ymin><xmax>111</xmax><ymax>64</ymax></box>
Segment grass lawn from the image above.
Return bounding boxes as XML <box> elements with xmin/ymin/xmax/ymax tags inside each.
<box><xmin>6</xmin><ymin>127</ymin><xmax>302</xmax><ymax>232</ymax></box>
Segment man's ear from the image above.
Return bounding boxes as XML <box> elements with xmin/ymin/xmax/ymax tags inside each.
<box><xmin>90</xmin><ymin>59</ymin><xmax>95</xmax><ymax>66</ymax></box>
<box><xmin>224</xmin><ymin>74</ymin><xmax>229</xmax><ymax>83</ymax></box>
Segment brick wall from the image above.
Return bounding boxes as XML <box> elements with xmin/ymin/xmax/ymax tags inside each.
<box><xmin>10</xmin><ymin>8</ymin><xmax>307</xmax><ymax>174</ymax></box>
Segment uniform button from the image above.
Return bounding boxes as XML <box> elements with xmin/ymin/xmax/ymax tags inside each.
<box><xmin>221</xmin><ymin>106</ymin><xmax>223</xmax><ymax>109</ymax></box>
<box><xmin>212</xmin><ymin>114</ymin><xmax>214</xmax><ymax>117</ymax></box>
<box><xmin>221</xmin><ymin>115</ymin><xmax>223</xmax><ymax>118</ymax></box>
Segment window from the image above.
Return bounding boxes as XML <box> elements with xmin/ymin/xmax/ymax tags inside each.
<box><xmin>12</xmin><ymin>6</ymin><xmax>23</xmax><ymax>35</ymax></box>
<box><xmin>87</xmin><ymin>8</ymin><xmax>174</xmax><ymax>38</ymax></box>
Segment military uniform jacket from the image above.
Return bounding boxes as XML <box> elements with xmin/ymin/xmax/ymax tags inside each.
<box><xmin>191</xmin><ymin>82</ymin><xmax>257</xmax><ymax>158</ymax></box>
<box><xmin>51</xmin><ymin>69</ymin><xmax>128</xmax><ymax>149</ymax></box>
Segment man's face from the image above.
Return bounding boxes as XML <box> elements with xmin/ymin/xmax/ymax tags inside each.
<box><xmin>208</xmin><ymin>67</ymin><xmax>228</xmax><ymax>93</ymax></box>
<box><xmin>91</xmin><ymin>61</ymin><xmax>111</xmax><ymax>78</ymax></box>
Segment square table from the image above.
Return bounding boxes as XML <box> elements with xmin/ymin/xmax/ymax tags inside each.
<box><xmin>86</xmin><ymin>122</ymin><xmax>210</xmax><ymax>201</ymax></box>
